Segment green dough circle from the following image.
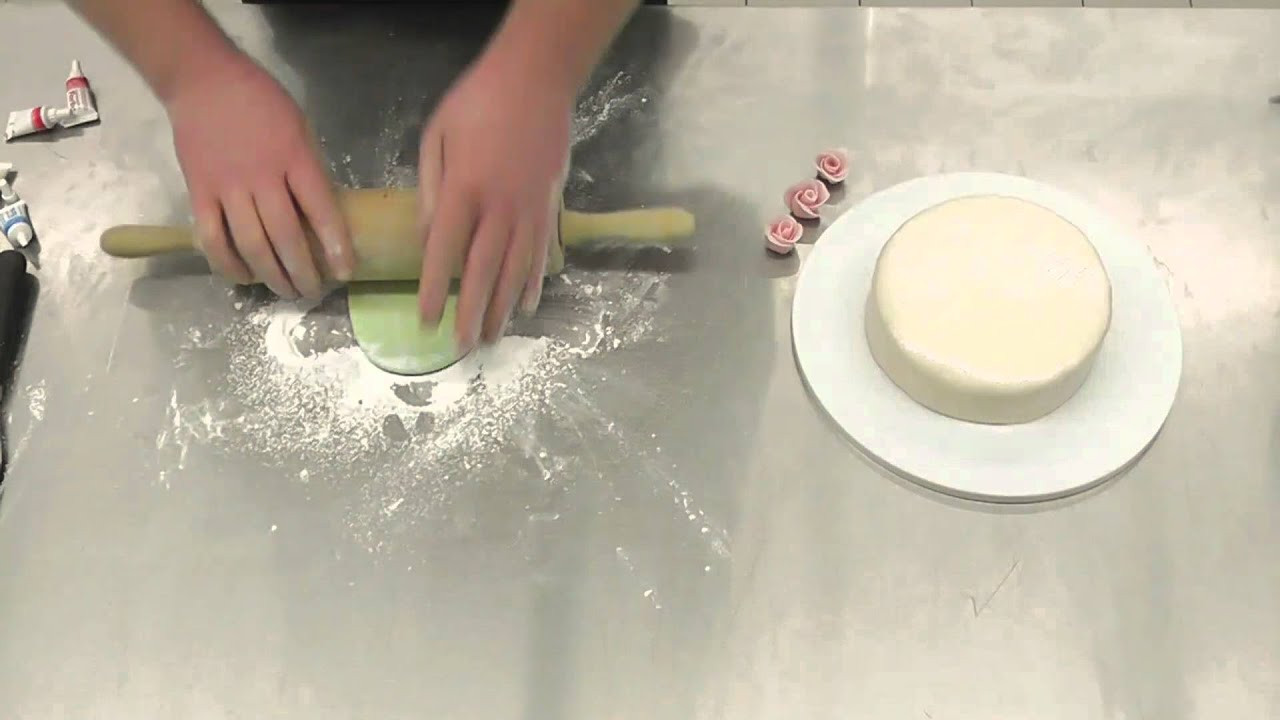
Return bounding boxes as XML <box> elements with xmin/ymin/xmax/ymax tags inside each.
<box><xmin>348</xmin><ymin>282</ymin><xmax>463</xmax><ymax>375</ymax></box>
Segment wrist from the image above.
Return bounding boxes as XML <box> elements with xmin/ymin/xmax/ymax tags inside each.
<box><xmin>480</xmin><ymin>19</ymin><xmax>585</xmax><ymax>102</ymax></box>
<box><xmin>155</xmin><ymin>40</ymin><xmax>245</xmax><ymax>107</ymax></box>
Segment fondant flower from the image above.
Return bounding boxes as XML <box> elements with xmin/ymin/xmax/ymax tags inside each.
<box><xmin>816</xmin><ymin>148</ymin><xmax>849</xmax><ymax>184</ymax></box>
<box><xmin>784</xmin><ymin>179</ymin><xmax>830</xmax><ymax>220</ymax></box>
<box><xmin>765</xmin><ymin>215</ymin><xmax>803</xmax><ymax>255</ymax></box>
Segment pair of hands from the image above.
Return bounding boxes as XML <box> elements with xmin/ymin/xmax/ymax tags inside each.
<box><xmin>168</xmin><ymin>53</ymin><xmax>570</xmax><ymax>349</ymax></box>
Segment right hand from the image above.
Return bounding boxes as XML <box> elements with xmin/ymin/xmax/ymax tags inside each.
<box><xmin>164</xmin><ymin>54</ymin><xmax>354</xmax><ymax>298</ymax></box>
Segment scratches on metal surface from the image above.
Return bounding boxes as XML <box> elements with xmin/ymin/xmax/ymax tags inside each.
<box><xmin>968</xmin><ymin>559</ymin><xmax>1022</xmax><ymax>618</ymax></box>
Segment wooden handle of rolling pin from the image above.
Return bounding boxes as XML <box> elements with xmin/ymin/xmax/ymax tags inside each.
<box><xmin>99</xmin><ymin>187</ymin><xmax>695</xmax><ymax>283</ymax></box>
<box><xmin>547</xmin><ymin>206</ymin><xmax>695</xmax><ymax>274</ymax></box>
<box><xmin>100</xmin><ymin>225</ymin><xmax>193</xmax><ymax>258</ymax></box>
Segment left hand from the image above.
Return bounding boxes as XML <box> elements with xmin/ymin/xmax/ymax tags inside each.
<box><xmin>417</xmin><ymin>54</ymin><xmax>572</xmax><ymax>350</ymax></box>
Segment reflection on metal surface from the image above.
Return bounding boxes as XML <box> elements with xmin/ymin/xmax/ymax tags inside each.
<box><xmin>865</xmin><ymin>9</ymin><xmax>877</xmax><ymax>87</ymax></box>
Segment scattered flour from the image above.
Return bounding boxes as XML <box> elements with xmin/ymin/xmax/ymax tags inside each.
<box><xmin>160</xmin><ymin>268</ymin><xmax>667</xmax><ymax>548</ymax></box>
<box><xmin>256</xmin><ymin>297</ymin><xmax>555</xmax><ymax>426</ymax></box>
<box><xmin>157</xmin><ymin>74</ymin><xmax>661</xmax><ymax>547</ymax></box>
<box><xmin>4</xmin><ymin>380</ymin><xmax>47</xmax><ymax>468</ymax></box>
<box><xmin>329</xmin><ymin>70</ymin><xmax>649</xmax><ymax>193</ymax></box>
<box><xmin>26</xmin><ymin>381</ymin><xmax>45</xmax><ymax>423</ymax></box>
<box><xmin>329</xmin><ymin>100</ymin><xmax>419</xmax><ymax>191</ymax></box>
<box><xmin>572</xmin><ymin>71</ymin><xmax>648</xmax><ymax>148</ymax></box>
<box><xmin>31</xmin><ymin>160</ymin><xmax>165</xmax><ymax>316</ymax></box>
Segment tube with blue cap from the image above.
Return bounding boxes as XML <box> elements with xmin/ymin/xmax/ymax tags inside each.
<box><xmin>0</xmin><ymin>163</ymin><xmax>34</xmax><ymax>248</ymax></box>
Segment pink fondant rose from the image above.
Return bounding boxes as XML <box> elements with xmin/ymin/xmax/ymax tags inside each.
<box><xmin>816</xmin><ymin>148</ymin><xmax>849</xmax><ymax>184</ymax></box>
<box><xmin>766</xmin><ymin>215</ymin><xmax>803</xmax><ymax>255</ymax></box>
<box><xmin>784</xmin><ymin>179</ymin><xmax>830</xmax><ymax>220</ymax></box>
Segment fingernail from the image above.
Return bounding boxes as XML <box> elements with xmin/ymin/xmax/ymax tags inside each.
<box><xmin>320</xmin><ymin>227</ymin><xmax>353</xmax><ymax>281</ymax></box>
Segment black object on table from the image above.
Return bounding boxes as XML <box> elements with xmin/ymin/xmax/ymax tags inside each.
<box><xmin>0</xmin><ymin>250</ymin><xmax>34</xmax><ymax>484</ymax></box>
<box><xmin>0</xmin><ymin>251</ymin><xmax>30</xmax><ymax>373</ymax></box>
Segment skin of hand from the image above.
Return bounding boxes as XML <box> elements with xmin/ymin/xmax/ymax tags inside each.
<box><xmin>417</xmin><ymin>0</ymin><xmax>639</xmax><ymax>352</ymax></box>
<box><xmin>73</xmin><ymin>0</ymin><xmax>634</xmax><ymax>330</ymax></box>
<box><xmin>416</xmin><ymin>55</ymin><xmax>572</xmax><ymax>350</ymax></box>
<box><xmin>165</xmin><ymin>54</ymin><xmax>355</xmax><ymax>299</ymax></box>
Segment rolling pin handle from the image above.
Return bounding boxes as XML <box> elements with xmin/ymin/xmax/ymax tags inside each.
<box><xmin>100</xmin><ymin>225</ymin><xmax>197</xmax><ymax>258</ymax></box>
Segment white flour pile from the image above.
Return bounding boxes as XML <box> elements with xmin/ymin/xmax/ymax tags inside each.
<box><xmin>168</xmin><ymin>269</ymin><xmax>666</xmax><ymax>546</ymax></box>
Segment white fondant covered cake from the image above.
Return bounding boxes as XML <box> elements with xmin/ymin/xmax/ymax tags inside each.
<box><xmin>865</xmin><ymin>195</ymin><xmax>1112</xmax><ymax>424</ymax></box>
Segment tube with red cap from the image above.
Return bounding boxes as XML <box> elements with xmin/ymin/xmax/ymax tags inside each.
<box><xmin>4</xmin><ymin>106</ymin><xmax>71</xmax><ymax>142</ymax></box>
<box><xmin>4</xmin><ymin>60</ymin><xmax>98</xmax><ymax>141</ymax></box>
<box><xmin>63</xmin><ymin>60</ymin><xmax>99</xmax><ymax>128</ymax></box>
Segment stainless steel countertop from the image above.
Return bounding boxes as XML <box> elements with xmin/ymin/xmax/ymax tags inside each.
<box><xmin>1</xmin><ymin>3</ymin><xmax>1278</xmax><ymax>717</ymax></box>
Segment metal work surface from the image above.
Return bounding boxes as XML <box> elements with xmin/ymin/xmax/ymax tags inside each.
<box><xmin>1</xmin><ymin>3</ymin><xmax>1278</xmax><ymax>717</ymax></box>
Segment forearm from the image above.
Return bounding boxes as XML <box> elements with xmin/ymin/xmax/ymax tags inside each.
<box><xmin>68</xmin><ymin>0</ymin><xmax>242</xmax><ymax>103</ymax></box>
<box><xmin>484</xmin><ymin>0</ymin><xmax>639</xmax><ymax>96</ymax></box>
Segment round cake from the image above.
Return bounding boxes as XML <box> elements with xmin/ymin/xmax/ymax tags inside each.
<box><xmin>865</xmin><ymin>195</ymin><xmax>1112</xmax><ymax>425</ymax></box>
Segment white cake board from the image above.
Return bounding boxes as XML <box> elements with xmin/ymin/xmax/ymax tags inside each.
<box><xmin>792</xmin><ymin>173</ymin><xmax>1182</xmax><ymax>503</ymax></box>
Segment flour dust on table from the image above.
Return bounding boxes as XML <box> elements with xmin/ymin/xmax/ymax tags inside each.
<box><xmin>33</xmin><ymin>160</ymin><xmax>166</xmax><ymax>319</ymax></box>
<box><xmin>156</xmin><ymin>67</ymin><xmax>663</xmax><ymax>548</ymax></box>
<box><xmin>324</xmin><ymin>68</ymin><xmax>648</xmax><ymax>195</ymax></box>
<box><xmin>572</xmin><ymin>70</ymin><xmax>648</xmax><ymax>148</ymax></box>
<box><xmin>159</xmin><ymin>268</ymin><xmax>669</xmax><ymax>550</ymax></box>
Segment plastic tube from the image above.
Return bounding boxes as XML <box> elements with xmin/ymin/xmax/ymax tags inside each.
<box><xmin>5</xmin><ymin>106</ymin><xmax>71</xmax><ymax>142</ymax></box>
<box><xmin>63</xmin><ymin>59</ymin><xmax>99</xmax><ymax>128</ymax></box>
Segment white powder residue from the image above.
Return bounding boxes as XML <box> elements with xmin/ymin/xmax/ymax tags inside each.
<box><xmin>159</xmin><ymin>268</ymin><xmax>667</xmax><ymax>548</ymax></box>
<box><xmin>572</xmin><ymin>71</ymin><xmax>648</xmax><ymax>148</ymax></box>
<box><xmin>26</xmin><ymin>380</ymin><xmax>46</xmax><ymax>422</ymax></box>
<box><xmin>31</xmin><ymin>161</ymin><xmax>165</xmax><ymax>318</ymax></box>
<box><xmin>165</xmin><ymin>78</ymin><xmax>661</xmax><ymax>548</ymax></box>
<box><xmin>331</xmin><ymin>72</ymin><xmax>646</xmax><ymax>194</ymax></box>
<box><xmin>5</xmin><ymin>380</ymin><xmax>47</xmax><ymax>468</ymax></box>
<box><xmin>328</xmin><ymin>100</ymin><xmax>420</xmax><ymax>191</ymax></box>
<box><xmin>255</xmin><ymin>297</ymin><xmax>554</xmax><ymax>423</ymax></box>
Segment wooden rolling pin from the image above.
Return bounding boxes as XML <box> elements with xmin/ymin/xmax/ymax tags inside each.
<box><xmin>99</xmin><ymin>188</ymin><xmax>695</xmax><ymax>282</ymax></box>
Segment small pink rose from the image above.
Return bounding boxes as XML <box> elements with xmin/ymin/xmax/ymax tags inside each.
<box><xmin>765</xmin><ymin>215</ymin><xmax>803</xmax><ymax>255</ymax></box>
<box><xmin>784</xmin><ymin>179</ymin><xmax>830</xmax><ymax>220</ymax></box>
<box><xmin>816</xmin><ymin>148</ymin><xmax>849</xmax><ymax>184</ymax></box>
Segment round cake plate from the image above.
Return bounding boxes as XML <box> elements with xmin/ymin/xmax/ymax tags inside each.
<box><xmin>792</xmin><ymin>172</ymin><xmax>1182</xmax><ymax>503</ymax></box>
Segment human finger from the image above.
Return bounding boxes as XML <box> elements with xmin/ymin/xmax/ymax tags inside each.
<box><xmin>256</xmin><ymin>185</ymin><xmax>324</xmax><ymax>299</ymax></box>
<box><xmin>418</xmin><ymin>180</ymin><xmax>477</xmax><ymax>328</ymax></box>
<box><xmin>223</xmin><ymin>190</ymin><xmax>296</xmax><ymax>298</ymax></box>
<box><xmin>191</xmin><ymin>191</ymin><xmax>252</xmax><ymax>284</ymax></box>
<box><xmin>520</xmin><ymin>194</ymin><xmax>557</xmax><ymax>315</ymax></box>
<box><xmin>287</xmin><ymin>158</ymin><xmax>353</xmax><ymax>282</ymax></box>
<box><xmin>454</xmin><ymin>210</ymin><xmax>510</xmax><ymax>350</ymax></box>
<box><xmin>483</xmin><ymin>218</ymin><xmax>534</xmax><ymax>342</ymax></box>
